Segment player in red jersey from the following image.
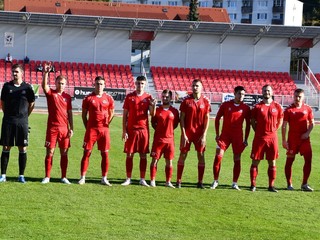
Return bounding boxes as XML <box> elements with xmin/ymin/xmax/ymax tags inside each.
<box><xmin>250</xmin><ymin>85</ymin><xmax>283</xmax><ymax>192</ymax></box>
<box><xmin>78</xmin><ymin>76</ymin><xmax>114</xmax><ymax>186</ymax></box>
<box><xmin>121</xmin><ymin>76</ymin><xmax>156</xmax><ymax>187</ymax></box>
<box><xmin>176</xmin><ymin>79</ymin><xmax>211</xmax><ymax>189</ymax></box>
<box><xmin>41</xmin><ymin>62</ymin><xmax>73</xmax><ymax>184</ymax></box>
<box><xmin>282</xmin><ymin>89</ymin><xmax>314</xmax><ymax>191</ymax></box>
<box><xmin>211</xmin><ymin>86</ymin><xmax>251</xmax><ymax>190</ymax></box>
<box><xmin>149</xmin><ymin>89</ymin><xmax>180</xmax><ymax>188</ymax></box>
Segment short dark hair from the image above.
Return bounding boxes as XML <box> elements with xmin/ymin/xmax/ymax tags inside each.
<box><xmin>262</xmin><ymin>84</ymin><xmax>272</xmax><ymax>90</ymax></box>
<box><xmin>162</xmin><ymin>89</ymin><xmax>172</xmax><ymax>97</ymax></box>
<box><xmin>95</xmin><ymin>76</ymin><xmax>105</xmax><ymax>82</ymax></box>
<box><xmin>192</xmin><ymin>79</ymin><xmax>203</xmax><ymax>85</ymax></box>
<box><xmin>294</xmin><ymin>88</ymin><xmax>304</xmax><ymax>94</ymax></box>
<box><xmin>12</xmin><ymin>63</ymin><xmax>24</xmax><ymax>73</ymax></box>
<box><xmin>234</xmin><ymin>86</ymin><xmax>245</xmax><ymax>93</ymax></box>
<box><xmin>136</xmin><ymin>75</ymin><xmax>146</xmax><ymax>81</ymax></box>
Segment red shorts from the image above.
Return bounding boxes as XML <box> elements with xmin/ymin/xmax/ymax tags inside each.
<box><xmin>180</xmin><ymin>133</ymin><xmax>206</xmax><ymax>153</ymax></box>
<box><xmin>124</xmin><ymin>129</ymin><xmax>149</xmax><ymax>154</ymax></box>
<box><xmin>287</xmin><ymin>138</ymin><xmax>312</xmax><ymax>156</ymax></box>
<box><xmin>45</xmin><ymin>126</ymin><xmax>70</xmax><ymax>149</ymax></box>
<box><xmin>217</xmin><ymin>132</ymin><xmax>245</xmax><ymax>154</ymax></box>
<box><xmin>83</xmin><ymin>127</ymin><xmax>110</xmax><ymax>151</ymax></box>
<box><xmin>150</xmin><ymin>140</ymin><xmax>175</xmax><ymax>160</ymax></box>
<box><xmin>251</xmin><ymin>137</ymin><xmax>279</xmax><ymax>161</ymax></box>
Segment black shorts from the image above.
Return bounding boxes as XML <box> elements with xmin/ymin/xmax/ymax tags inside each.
<box><xmin>0</xmin><ymin>122</ymin><xmax>29</xmax><ymax>147</ymax></box>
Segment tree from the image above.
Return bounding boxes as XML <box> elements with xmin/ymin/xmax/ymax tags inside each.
<box><xmin>300</xmin><ymin>0</ymin><xmax>320</xmax><ymax>25</ymax></box>
<box><xmin>188</xmin><ymin>0</ymin><xmax>199</xmax><ymax>21</ymax></box>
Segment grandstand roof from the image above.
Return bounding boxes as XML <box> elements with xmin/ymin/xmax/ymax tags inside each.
<box><xmin>3</xmin><ymin>0</ymin><xmax>230</xmax><ymax>22</ymax></box>
<box><xmin>0</xmin><ymin>9</ymin><xmax>320</xmax><ymax>50</ymax></box>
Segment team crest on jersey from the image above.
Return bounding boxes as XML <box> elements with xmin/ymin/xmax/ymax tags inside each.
<box><xmin>200</xmin><ymin>104</ymin><xmax>204</xmax><ymax>109</ymax></box>
<box><xmin>22</xmin><ymin>90</ymin><xmax>26</xmax><ymax>95</ymax></box>
<box><xmin>303</xmin><ymin>110</ymin><xmax>307</xmax><ymax>115</ymax></box>
<box><xmin>272</xmin><ymin>108</ymin><xmax>277</xmax><ymax>112</ymax></box>
<box><xmin>9</xmin><ymin>90</ymin><xmax>12</xmax><ymax>93</ymax></box>
<box><xmin>239</xmin><ymin>109</ymin><xmax>243</xmax><ymax>113</ymax></box>
<box><xmin>103</xmin><ymin>100</ymin><xmax>107</xmax><ymax>104</ymax></box>
<box><xmin>228</xmin><ymin>107</ymin><xmax>231</xmax><ymax>111</ymax></box>
<box><xmin>169</xmin><ymin>112</ymin><xmax>174</xmax><ymax>118</ymax></box>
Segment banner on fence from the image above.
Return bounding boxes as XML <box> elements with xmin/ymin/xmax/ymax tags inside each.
<box><xmin>74</xmin><ymin>87</ymin><xmax>126</xmax><ymax>101</ymax></box>
<box><xmin>222</xmin><ymin>93</ymin><xmax>263</xmax><ymax>106</ymax></box>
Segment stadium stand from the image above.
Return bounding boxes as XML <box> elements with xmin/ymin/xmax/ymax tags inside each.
<box><xmin>150</xmin><ymin>66</ymin><xmax>296</xmax><ymax>96</ymax></box>
<box><xmin>0</xmin><ymin>59</ymin><xmax>135</xmax><ymax>90</ymax></box>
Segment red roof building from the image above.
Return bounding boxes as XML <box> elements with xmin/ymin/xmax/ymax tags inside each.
<box><xmin>4</xmin><ymin>0</ymin><xmax>230</xmax><ymax>23</ymax></box>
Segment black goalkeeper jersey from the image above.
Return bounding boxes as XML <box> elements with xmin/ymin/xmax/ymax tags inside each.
<box><xmin>1</xmin><ymin>81</ymin><xmax>35</xmax><ymax>124</ymax></box>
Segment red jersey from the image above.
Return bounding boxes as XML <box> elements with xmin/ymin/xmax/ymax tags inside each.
<box><xmin>284</xmin><ymin>103</ymin><xmax>313</xmax><ymax>138</ymax></box>
<box><xmin>82</xmin><ymin>92</ymin><xmax>114</xmax><ymax>128</ymax></box>
<box><xmin>180</xmin><ymin>94</ymin><xmax>211</xmax><ymax>136</ymax></box>
<box><xmin>123</xmin><ymin>91</ymin><xmax>152</xmax><ymax>130</ymax></box>
<box><xmin>251</xmin><ymin>101</ymin><xmax>283</xmax><ymax>139</ymax></box>
<box><xmin>152</xmin><ymin>106</ymin><xmax>180</xmax><ymax>143</ymax></box>
<box><xmin>45</xmin><ymin>88</ymin><xmax>72</xmax><ymax>128</ymax></box>
<box><xmin>216</xmin><ymin>100</ymin><xmax>251</xmax><ymax>135</ymax></box>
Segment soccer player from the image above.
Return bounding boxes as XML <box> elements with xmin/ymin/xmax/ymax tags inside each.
<box><xmin>41</xmin><ymin>62</ymin><xmax>73</xmax><ymax>184</ymax></box>
<box><xmin>78</xmin><ymin>76</ymin><xmax>114</xmax><ymax>186</ymax></box>
<box><xmin>250</xmin><ymin>85</ymin><xmax>283</xmax><ymax>192</ymax></box>
<box><xmin>211</xmin><ymin>86</ymin><xmax>251</xmax><ymax>190</ymax></box>
<box><xmin>121</xmin><ymin>75</ymin><xmax>156</xmax><ymax>187</ymax></box>
<box><xmin>282</xmin><ymin>89</ymin><xmax>314</xmax><ymax>191</ymax></box>
<box><xmin>149</xmin><ymin>89</ymin><xmax>179</xmax><ymax>188</ymax></box>
<box><xmin>176</xmin><ymin>79</ymin><xmax>211</xmax><ymax>189</ymax></box>
<box><xmin>0</xmin><ymin>64</ymin><xmax>35</xmax><ymax>183</ymax></box>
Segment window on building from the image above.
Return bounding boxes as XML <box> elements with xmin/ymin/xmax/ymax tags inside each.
<box><xmin>229</xmin><ymin>13</ymin><xmax>237</xmax><ymax>20</ymax></box>
<box><xmin>258</xmin><ymin>1</ymin><xmax>268</xmax><ymax>7</ymax></box>
<box><xmin>257</xmin><ymin>13</ymin><xmax>268</xmax><ymax>20</ymax></box>
<box><xmin>227</xmin><ymin>1</ymin><xmax>237</xmax><ymax>8</ymax></box>
<box><xmin>242</xmin><ymin>0</ymin><xmax>252</xmax><ymax>7</ymax></box>
<box><xmin>168</xmin><ymin>1</ymin><xmax>178</xmax><ymax>5</ymax></box>
<box><xmin>273</xmin><ymin>0</ymin><xmax>283</xmax><ymax>7</ymax></box>
<box><xmin>213</xmin><ymin>1</ymin><xmax>223</xmax><ymax>7</ymax></box>
<box><xmin>199</xmin><ymin>1</ymin><xmax>209</xmax><ymax>7</ymax></box>
<box><xmin>151</xmin><ymin>1</ymin><xmax>161</xmax><ymax>5</ymax></box>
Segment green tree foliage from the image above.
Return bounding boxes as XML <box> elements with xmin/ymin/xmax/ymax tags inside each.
<box><xmin>300</xmin><ymin>0</ymin><xmax>320</xmax><ymax>25</ymax></box>
<box><xmin>188</xmin><ymin>0</ymin><xmax>199</xmax><ymax>21</ymax></box>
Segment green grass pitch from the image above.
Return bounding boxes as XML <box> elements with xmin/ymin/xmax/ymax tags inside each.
<box><xmin>0</xmin><ymin>112</ymin><xmax>319</xmax><ymax>239</ymax></box>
